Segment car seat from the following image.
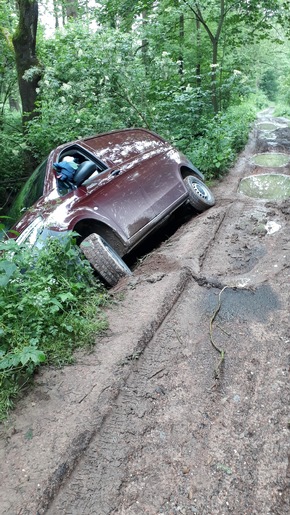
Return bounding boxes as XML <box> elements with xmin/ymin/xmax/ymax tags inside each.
<box><xmin>74</xmin><ymin>161</ymin><xmax>97</xmax><ymax>186</ymax></box>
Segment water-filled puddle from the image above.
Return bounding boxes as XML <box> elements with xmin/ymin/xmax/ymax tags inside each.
<box><xmin>239</xmin><ymin>174</ymin><xmax>290</xmax><ymax>200</ymax></box>
<box><xmin>251</xmin><ymin>152</ymin><xmax>290</xmax><ymax>167</ymax></box>
<box><xmin>256</xmin><ymin>122</ymin><xmax>278</xmax><ymax>131</ymax></box>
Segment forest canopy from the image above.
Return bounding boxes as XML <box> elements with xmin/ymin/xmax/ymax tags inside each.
<box><xmin>1</xmin><ymin>0</ymin><xmax>290</xmax><ymax>209</ymax></box>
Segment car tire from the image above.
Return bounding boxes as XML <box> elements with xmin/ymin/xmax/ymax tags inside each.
<box><xmin>80</xmin><ymin>233</ymin><xmax>132</xmax><ymax>287</ymax></box>
<box><xmin>184</xmin><ymin>175</ymin><xmax>215</xmax><ymax>212</ymax></box>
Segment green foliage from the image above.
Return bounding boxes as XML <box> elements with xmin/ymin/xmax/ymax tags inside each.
<box><xmin>0</xmin><ymin>234</ymin><xmax>108</xmax><ymax>420</ymax></box>
<box><xmin>25</xmin><ymin>19</ymin><xmax>259</xmax><ymax>170</ymax></box>
<box><xmin>275</xmin><ymin>58</ymin><xmax>290</xmax><ymax>108</ymax></box>
<box><xmin>260</xmin><ymin>70</ymin><xmax>278</xmax><ymax>101</ymax></box>
<box><xmin>0</xmin><ymin>112</ymin><xmax>29</xmax><ymax>211</ymax></box>
<box><xmin>252</xmin><ymin>90</ymin><xmax>270</xmax><ymax>110</ymax></box>
<box><xmin>273</xmin><ymin>102</ymin><xmax>290</xmax><ymax>118</ymax></box>
<box><xmin>26</xmin><ymin>24</ymin><xmax>151</xmax><ymax>158</ymax></box>
<box><xmin>185</xmin><ymin>102</ymin><xmax>257</xmax><ymax>178</ymax></box>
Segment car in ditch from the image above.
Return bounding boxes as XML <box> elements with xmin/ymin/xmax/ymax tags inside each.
<box><xmin>6</xmin><ymin>128</ymin><xmax>215</xmax><ymax>286</ymax></box>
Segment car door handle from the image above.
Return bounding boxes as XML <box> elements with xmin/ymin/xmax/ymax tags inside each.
<box><xmin>110</xmin><ymin>169</ymin><xmax>121</xmax><ymax>176</ymax></box>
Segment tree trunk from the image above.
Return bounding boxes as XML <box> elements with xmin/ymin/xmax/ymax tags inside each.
<box><xmin>141</xmin><ymin>10</ymin><xmax>149</xmax><ymax>69</ymax></box>
<box><xmin>53</xmin><ymin>0</ymin><xmax>59</xmax><ymax>28</ymax></box>
<box><xmin>66</xmin><ymin>0</ymin><xmax>78</xmax><ymax>20</ymax></box>
<box><xmin>181</xmin><ymin>0</ymin><xmax>225</xmax><ymax>113</ymax></box>
<box><xmin>12</xmin><ymin>0</ymin><xmax>41</xmax><ymax>125</ymax></box>
<box><xmin>179</xmin><ymin>12</ymin><xmax>184</xmax><ymax>76</ymax></box>
<box><xmin>211</xmin><ymin>38</ymin><xmax>219</xmax><ymax>114</ymax></box>
<box><xmin>9</xmin><ymin>97</ymin><xmax>20</xmax><ymax>111</ymax></box>
<box><xmin>195</xmin><ymin>17</ymin><xmax>201</xmax><ymax>90</ymax></box>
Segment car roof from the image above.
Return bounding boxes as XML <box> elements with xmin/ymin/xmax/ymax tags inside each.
<box><xmin>56</xmin><ymin>128</ymin><xmax>167</xmax><ymax>168</ymax></box>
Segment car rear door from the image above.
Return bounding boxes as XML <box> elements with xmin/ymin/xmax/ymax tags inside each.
<box><xmin>134</xmin><ymin>149</ymin><xmax>186</xmax><ymax>218</ymax></box>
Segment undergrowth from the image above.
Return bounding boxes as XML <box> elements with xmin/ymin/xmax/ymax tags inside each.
<box><xmin>0</xmin><ymin>234</ymin><xmax>108</xmax><ymax>421</ymax></box>
<box><xmin>273</xmin><ymin>102</ymin><xmax>290</xmax><ymax>118</ymax></box>
<box><xmin>185</xmin><ymin>102</ymin><xmax>258</xmax><ymax>179</ymax></box>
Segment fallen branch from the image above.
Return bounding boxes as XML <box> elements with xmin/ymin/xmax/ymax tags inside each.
<box><xmin>209</xmin><ymin>285</ymin><xmax>229</xmax><ymax>380</ymax></box>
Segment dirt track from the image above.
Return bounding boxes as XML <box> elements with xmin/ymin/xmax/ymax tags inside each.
<box><xmin>0</xmin><ymin>109</ymin><xmax>290</xmax><ymax>514</ymax></box>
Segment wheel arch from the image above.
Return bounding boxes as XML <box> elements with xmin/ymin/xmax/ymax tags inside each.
<box><xmin>180</xmin><ymin>165</ymin><xmax>204</xmax><ymax>181</ymax></box>
<box><xmin>73</xmin><ymin>218</ymin><xmax>127</xmax><ymax>257</ymax></box>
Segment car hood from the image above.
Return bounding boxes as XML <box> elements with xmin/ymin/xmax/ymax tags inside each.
<box><xmin>12</xmin><ymin>181</ymin><xmax>97</xmax><ymax>235</ymax></box>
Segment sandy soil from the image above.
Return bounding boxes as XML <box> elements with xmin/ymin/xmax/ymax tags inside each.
<box><xmin>0</xmin><ymin>109</ymin><xmax>289</xmax><ymax>515</ymax></box>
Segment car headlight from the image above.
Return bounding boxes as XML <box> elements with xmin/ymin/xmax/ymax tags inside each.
<box><xmin>16</xmin><ymin>216</ymin><xmax>44</xmax><ymax>246</ymax></box>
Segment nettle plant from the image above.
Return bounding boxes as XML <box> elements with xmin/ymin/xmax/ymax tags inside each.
<box><xmin>0</xmin><ymin>232</ymin><xmax>108</xmax><ymax>420</ymax></box>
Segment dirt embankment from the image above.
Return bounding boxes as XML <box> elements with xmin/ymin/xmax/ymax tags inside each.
<box><xmin>0</xmin><ymin>109</ymin><xmax>289</xmax><ymax>515</ymax></box>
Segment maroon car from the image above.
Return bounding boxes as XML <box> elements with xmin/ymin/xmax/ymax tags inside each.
<box><xmin>8</xmin><ymin>128</ymin><xmax>215</xmax><ymax>285</ymax></box>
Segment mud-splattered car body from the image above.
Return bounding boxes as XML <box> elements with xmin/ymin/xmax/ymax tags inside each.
<box><xmin>8</xmin><ymin>128</ymin><xmax>215</xmax><ymax>284</ymax></box>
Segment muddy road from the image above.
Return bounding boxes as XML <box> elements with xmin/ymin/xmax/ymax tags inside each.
<box><xmin>0</xmin><ymin>110</ymin><xmax>290</xmax><ymax>514</ymax></box>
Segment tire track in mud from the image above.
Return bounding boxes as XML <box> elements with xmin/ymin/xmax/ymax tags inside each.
<box><xmin>2</xmin><ymin>201</ymin><xmax>228</xmax><ymax>515</ymax></box>
<box><xmin>199</xmin><ymin>194</ymin><xmax>290</xmax><ymax>288</ymax></box>
<box><xmin>45</xmin><ymin>275</ymin><xmax>289</xmax><ymax>515</ymax></box>
<box><xmin>198</xmin><ymin>207</ymin><xmax>229</xmax><ymax>271</ymax></box>
<box><xmin>28</xmin><ymin>269</ymin><xmax>194</xmax><ymax>515</ymax></box>
<box><xmin>45</xmin><ymin>280</ymin><xmax>214</xmax><ymax>514</ymax></box>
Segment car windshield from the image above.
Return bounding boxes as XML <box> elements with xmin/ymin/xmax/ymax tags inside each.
<box><xmin>5</xmin><ymin>159</ymin><xmax>48</xmax><ymax>229</ymax></box>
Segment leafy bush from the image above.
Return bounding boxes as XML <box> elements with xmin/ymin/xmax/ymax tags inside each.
<box><xmin>183</xmin><ymin>102</ymin><xmax>257</xmax><ymax>179</ymax></box>
<box><xmin>0</xmin><ymin>233</ymin><xmax>108</xmax><ymax>420</ymax></box>
<box><xmin>260</xmin><ymin>70</ymin><xmax>278</xmax><ymax>102</ymax></box>
<box><xmin>0</xmin><ymin>112</ymin><xmax>28</xmax><ymax>212</ymax></box>
<box><xmin>26</xmin><ymin>25</ymin><xmax>150</xmax><ymax>159</ymax></box>
<box><xmin>273</xmin><ymin>102</ymin><xmax>290</xmax><ymax>118</ymax></box>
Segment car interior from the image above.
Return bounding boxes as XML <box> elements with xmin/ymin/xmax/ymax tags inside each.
<box><xmin>56</xmin><ymin>146</ymin><xmax>108</xmax><ymax>194</ymax></box>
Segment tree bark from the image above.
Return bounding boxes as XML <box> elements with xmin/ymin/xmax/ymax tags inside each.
<box><xmin>141</xmin><ymin>10</ymin><xmax>149</xmax><ymax>69</ymax></box>
<box><xmin>53</xmin><ymin>0</ymin><xmax>59</xmax><ymax>28</ymax></box>
<box><xmin>182</xmin><ymin>0</ymin><xmax>225</xmax><ymax>113</ymax></box>
<box><xmin>195</xmin><ymin>16</ymin><xmax>201</xmax><ymax>89</ymax></box>
<box><xmin>12</xmin><ymin>0</ymin><xmax>41</xmax><ymax>125</ymax></box>
<box><xmin>179</xmin><ymin>12</ymin><xmax>184</xmax><ymax>76</ymax></box>
<box><xmin>66</xmin><ymin>0</ymin><xmax>78</xmax><ymax>20</ymax></box>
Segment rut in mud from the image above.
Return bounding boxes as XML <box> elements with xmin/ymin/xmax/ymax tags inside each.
<box><xmin>0</xmin><ymin>109</ymin><xmax>289</xmax><ymax>515</ymax></box>
<box><xmin>46</xmin><ymin>280</ymin><xmax>289</xmax><ymax>515</ymax></box>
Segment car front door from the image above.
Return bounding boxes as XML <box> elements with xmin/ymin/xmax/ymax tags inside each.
<box><xmin>84</xmin><ymin>165</ymin><xmax>157</xmax><ymax>240</ymax></box>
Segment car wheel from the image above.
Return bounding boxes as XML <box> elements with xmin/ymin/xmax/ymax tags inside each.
<box><xmin>80</xmin><ymin>233</ymin><xmax>132</xmax><ymax>287</ymax></box>
<box><xmin>184</xmin><ymin>175</ymin><xmax>215</xmax><ymax>212</ymax></box>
